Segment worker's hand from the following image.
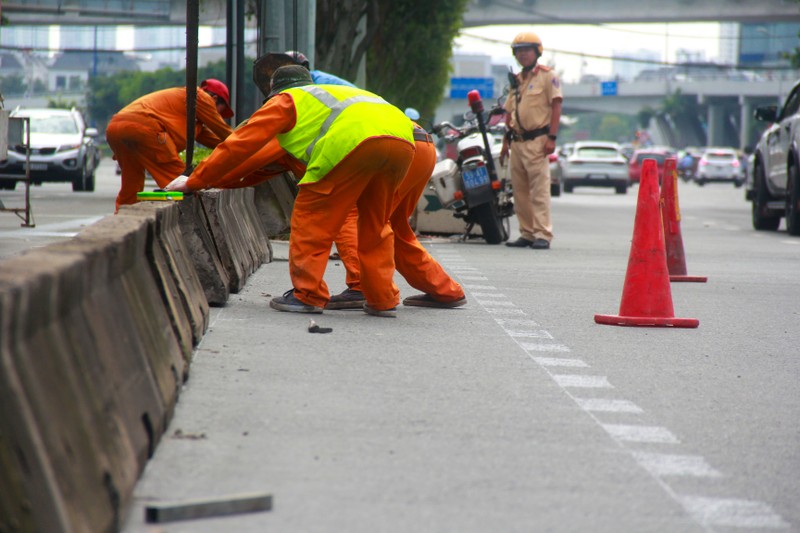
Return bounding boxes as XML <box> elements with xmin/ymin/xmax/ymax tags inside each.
<box><xmin>164</xmin><ymin>175</ymin><xmax>192</xmax><ymax>192</ymax></box>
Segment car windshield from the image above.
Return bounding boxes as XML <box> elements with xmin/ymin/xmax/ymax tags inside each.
<box><xmin>636</xmin><ymin>154</ymin><xmax>666</xmax><ymax>164</ymax></box>
<box><xmin>577</xmin><ymin>147</ymin><xmax>619</xmax><ymax>159</ymax></box>
<box><xmin>29</xmin><ymin>115</ymin><xmax>79</xmax><ymax>135</ymax></box>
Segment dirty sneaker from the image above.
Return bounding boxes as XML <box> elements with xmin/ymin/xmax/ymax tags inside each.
<box><xmin>270</xmin><ymin>289</ymin><xmax>323</xmax><ymax>314</ymax></box>
<box><xmin>325</xmin><ymin>288</ymin><xmax>366</xmax><ymax>310</ymax></box>
<box><xmin>402</xmin><ymin>294</ymin><xmax>467</xmax><ymax>308</ymax></box>
<box><xmin>363</xmin><ymin>303</ymin><xmax>397</xmax><ymax>318</ymax></box>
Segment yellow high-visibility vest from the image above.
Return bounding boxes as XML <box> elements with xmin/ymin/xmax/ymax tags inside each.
<box><xmin>278</xmin><ymin>85</ymin><xmax>414</xmax><ymax>184</ymax></box>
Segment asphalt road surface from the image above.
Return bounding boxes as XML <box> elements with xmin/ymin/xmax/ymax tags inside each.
<box><xmin>2</xmin><ymin>162</ymin><xmax>798</xmax><ymax>532</ymax></box>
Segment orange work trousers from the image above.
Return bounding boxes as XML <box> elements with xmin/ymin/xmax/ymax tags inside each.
<box><xmin>290</xmin><ymin>137</ymin><xmax>415</xmax><ymax>311</ymax></box>
<box><xmin>107</xmin><ymin>113</ymin><xmax>187</xmax><ymax>212</ymax></box>
<box><xmin>333</xmin><ymin>138</ymin><xmax>465</xmax><ymax>303</ymax></box>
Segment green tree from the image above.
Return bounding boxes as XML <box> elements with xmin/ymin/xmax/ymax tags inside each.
<box><xmin>86</xmin><ymin>60</ymin><xmax>231</xmax><ymax>132</ymax></box>
<box><xmin>0</xmin><ymin>74</ymin><xmax>26</xmax><ymax>96</ymax></box>
<box><xmin>315</xmin><ymin>0</ymin><xmax>469</xmax><ymax>120</ymax></box>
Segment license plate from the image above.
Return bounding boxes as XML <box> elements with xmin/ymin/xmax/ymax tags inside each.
<box><xmin>462</xmin><ymin>165</ymin><xmax>490</xmax><ymax>189</ymax></box>
<box><xmin>28</xmin><ymin>163</ymin><xmax>47</xmax><ymax>171</ymax></box>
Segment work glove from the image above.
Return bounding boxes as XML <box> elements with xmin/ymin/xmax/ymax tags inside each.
<box><xmin>164</xmin><ymin>175</ymin><xmax>191</xmax><ymax>192</ymax></box>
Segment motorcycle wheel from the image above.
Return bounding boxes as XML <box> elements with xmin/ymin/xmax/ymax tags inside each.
<box><xmin>472</xmin><ymin>202</ymin><xmax>505</xmax><ymax>244</ymax></box>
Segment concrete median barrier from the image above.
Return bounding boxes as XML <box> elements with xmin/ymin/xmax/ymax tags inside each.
<box><xmin>0</xmin><ymin>182</ymin><xmax>286</xmax><ymax>532</ymax></box>
<box><xmin>0</xmin><ymin>216</ymin><xmax>185</xmax><ymax>533</ymax></box>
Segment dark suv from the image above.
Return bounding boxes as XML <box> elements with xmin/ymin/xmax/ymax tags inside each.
<box><xmin>0</xmin><ymin>107</ymin><xmax>100</xmax><ymax>192</ymax></box>
<box><xmin>748</xmin><ymin>79</ymin><xmax>800</xmax><ymax>235</ymax></box>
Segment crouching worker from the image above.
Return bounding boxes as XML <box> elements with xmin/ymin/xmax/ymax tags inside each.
<box><xmin>164</xmin><ymin>65</ymin><xmax>416</xmax><ymax>317</ymax></box>
<box><xmin>327</xmin><ymin>124</ymin><xmax>467</xmax><ymax>311</ymax></box>
<box><xmin>107</xmin><ymin>79</ymin><xmax>234</xmax><ymax>212</ymax></box>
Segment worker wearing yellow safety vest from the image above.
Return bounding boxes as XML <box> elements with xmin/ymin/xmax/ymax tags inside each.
<box><xmin>165</xmin><ymin>65</ymin><xmax>415</xmax><ymax>317</ymax></box>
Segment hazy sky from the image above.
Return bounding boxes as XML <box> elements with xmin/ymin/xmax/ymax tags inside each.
<box><xmin>456</xmin><ymin>23</ymin><xmax>723</xmax><ymax>82</ymax></box>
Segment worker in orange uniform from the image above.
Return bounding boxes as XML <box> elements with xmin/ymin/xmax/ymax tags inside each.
<box><xmin>164</xmin><ymin>65</ymin><xmax>415</xmax><ymax>317</ymax></box>
<box><xmin>326</xmin><ymin>125</ymin><xmax>466</xmax><ymax>310</ymax></box>
<box><xmin>106</xmin><ymin>78</ymin><xmax>234</xmax><ymax>212</ymax></box>
<box><xmin>500</xmin><ymin>31</ymin><xmax>562</xmax><ymax>250</ymax></box>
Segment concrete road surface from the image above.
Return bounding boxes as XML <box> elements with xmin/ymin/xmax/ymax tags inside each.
<box><xmin>2</xmin><ymin>163</ymin><xmax>797</xmax><ymax>531</ymax></box>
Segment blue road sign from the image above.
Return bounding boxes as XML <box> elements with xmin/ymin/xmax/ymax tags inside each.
<box><xmin>450</xmin><ymin>77</ymin><xmax>494</xmax><ymax>99</ymax></box>
<box><xmin>601</xmin><ymin>80</ymin><xmax>618</xmax><ymax>96</ymax></box>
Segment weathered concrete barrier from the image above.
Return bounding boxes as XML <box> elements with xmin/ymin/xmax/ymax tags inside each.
<box><xmin>0</xmin><ymin>213</ymin><xmax>187</xmax><ymax>533</ymax></box>
<box><xmin>0</xmin><ymin>181</ymin><xmax>292</xmax><ymax>532</ymax></box>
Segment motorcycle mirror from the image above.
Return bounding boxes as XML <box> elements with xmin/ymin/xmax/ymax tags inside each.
<box><xmin>404</xmin><ymin>107</ymin><xmax>420</xmax><ymax>120</ymax></box>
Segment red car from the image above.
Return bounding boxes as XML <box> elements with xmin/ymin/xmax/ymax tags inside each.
<box><xmin>628</xmin><ymin>147</ymin><xmax>676</xmax><ymax>184</ymax></box>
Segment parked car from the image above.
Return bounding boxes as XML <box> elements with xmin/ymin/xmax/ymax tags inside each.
<box><xmin>562</xmin><ymin>140</ymin><xmax>628</xmax><ymax>194</ymax></box>
<box><xmin>0</xmin><ymin>107</ymin><xmax>100</xmax><ymax>191</ymax></box>
<box><xmin>548</xmin><ymin>152</ymin><xmax>562</xmax><ymax>197</ymax></box>
<box><xmin>747</xmin><ymin>78</ymin><xmax>800</xmax><ymax>235</ymax></box>
<box><xmin>694</xmin><ymin>147</ymin><xmax>744</xmax><ymax>187</ymax></box>
<box><xmin>628</xmin><ymin>147</ymin><xmax>676</xmax><ymax>184</ymax></box>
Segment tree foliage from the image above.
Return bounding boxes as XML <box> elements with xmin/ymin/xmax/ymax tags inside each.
<box><xmin>315</xmin><ymin>0</ymin><xmax>469</xmax><ymax>121</ymax></box>
<box><xmin>86</xmin><ymin>60</ymin><xmax>228</xmax><ymax>131</ymax></box>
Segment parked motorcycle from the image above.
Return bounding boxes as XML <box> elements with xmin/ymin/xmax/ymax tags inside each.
<box><xmin>424</xmin><ymin>91</ymin><xmax>513</xmax><ymax>244</ymax></box>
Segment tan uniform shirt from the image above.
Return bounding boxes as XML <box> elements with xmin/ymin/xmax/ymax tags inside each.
<box><xmin>504</xmin><ymin>65</ymin><xmax>563</xmax><ymax>134</ymax></box>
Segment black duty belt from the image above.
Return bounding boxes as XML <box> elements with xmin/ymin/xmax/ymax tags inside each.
<box><xmin>413</xmin><ymin>129</ymin><xmax>433</xmax><ymax>143</ymax></box>
<box><xmin>510</xmin><ymin>126</ymin><xmax>549</xmax><ymax>142</ymax></box>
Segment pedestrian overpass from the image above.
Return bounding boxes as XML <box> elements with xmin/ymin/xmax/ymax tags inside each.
<box><xmin>3</xmin><ymin>0</ymin><xmax>796</xmax><ymax>26</ymax></box>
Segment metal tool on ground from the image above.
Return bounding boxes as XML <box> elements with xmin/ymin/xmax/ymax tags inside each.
<box><xmin>145</xmin><ymin>492</ymin><xmax>272</xmax><ymax>523</ymax></box>
<box><xmin>308</xmin><ymin>319</ymin><xmax>333</xmax><ymax>334</ymax></box>
<box><xmin>661</xmin><ymin>157</ymin><xmax>708</xmax><ymax>283</ymax></box>
<box><xmin>594</xmin><ymin>158</ymin><xmax>699</xmax><ymax>328</ymax></box>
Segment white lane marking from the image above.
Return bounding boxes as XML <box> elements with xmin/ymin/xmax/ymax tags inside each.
<box><xmin>495</xmin><ymin>318</ymin><xmax>540</xmax><ymax>328</ymax></box>
<box><xmin>450</xmin><ymin>266</ymin><xmax>479</xmax><ymax>271</ymax></box>
<box><xmin>507</xmin><ymin>329</ymin><xmax>553</xmax><ymax>339</ymax></box>
<box><xmin>477</xmin><ymin>300</ymin><xmax>516</xmax><ymax>307</ymax></box>
<box><xmin>432</xmin><ymin>251</ymin><xmax>790</xmax><ymax>530</ymax></box>
<box><xmin>470</xmin><ymin>292</ymin><xmax>506</xmax><ymax>298</ymax></box>
<box><xmin>518</xmin><ymin>342</ymin><xmax>571</xmax><ymax>352</ymax></box>
<box><xmin>575</xmin><ymin>398</ymin><xmax>643</xmax><ymax>413</ymax></box>
<box><xmin>485</xmin><ymin>308</ymin><xmax>526</xmax><ymax>315</ymax></box>
<box><xmin>602</xmin><ymin>424</ymin><xmax>679</xmax><ymax>444</ymax></box>
<box><xmin>553</xmin><ymin>375</ymin><xmax>612</xmax><ymax>388</ymax></box>
<box><xmin>532</xmin><ymin>357</ymin><xmax>589</xmax><ymax>368</ymax></box>
<box><xmin>632</xmin><ymin>452</ymin><xmax>722</xmax><ymax>478</ymax></box>
<box><xmin>680</xmin><ymin>496</ymin><xmax>789</xmax><ymax>529</ymax></box>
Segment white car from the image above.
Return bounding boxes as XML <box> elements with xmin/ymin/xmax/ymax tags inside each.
<box><xmin>0</xmin><ymin>107</ymin><xmax>100</xmax><ymax>192</ymax></box>
<box><xmin>562</xmin><ymin>140</ymin><xmax>628</xmax><ymax>194</ymax></box>
<box><xmin>695</xmin><ymin>147</ymin><xmax>744</xmax><ymax>187</ymax></box>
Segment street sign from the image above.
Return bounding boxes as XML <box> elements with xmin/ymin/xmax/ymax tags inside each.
<box><xmin>450</xmin><ymin>77</ymin><xmax>494</xmax><ymax>99</ymax></box>
<box><xmin>601</xmin><ymin>80</ymin><xmax>618</xmax><ymax>96</ymax></box>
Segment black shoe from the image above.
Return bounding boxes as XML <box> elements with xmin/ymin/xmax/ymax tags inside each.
<box><xmin>363</xmin><ymin>303</ymin><xmax>397</xmax><ymax>318</ymax></box>
<box><xmin>531</xmin><ymin>238</ymin><xmax>550</xmax><ymax>249</ymax></box>
<box><xmin>506</xmin><ymin>237</ymin><xmax>533</xmax><ymax>248</ymax></box>
<box><xmin>403</xmin><ymin>294</ymin><xmax>467</xmax><ymax>308</ymax></box>
<box><xmin>269</xmin><ymin>289</ymin><xmax>323</xmax><ymax>314</ymax></box>
<box><xmin>325</xmin><ymin>288</ymin><xmax>366</xmax><ymax>310</ymax></box>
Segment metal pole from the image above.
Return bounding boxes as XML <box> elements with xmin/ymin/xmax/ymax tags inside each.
<box><xmin>185</xmin><ymin>0</ymin><xmax>199</xmax><ymax>174</ymax></box>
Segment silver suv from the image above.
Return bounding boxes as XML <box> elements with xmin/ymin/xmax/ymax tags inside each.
<box><xmin>748</xmin><ymin>79</ymin><xmax>800</xmax><ymax>235</ymax></box>
<box><xmin>0</xmin><ymin>107</ymin><xmax>100</xmax><ymax>192</ymax></box>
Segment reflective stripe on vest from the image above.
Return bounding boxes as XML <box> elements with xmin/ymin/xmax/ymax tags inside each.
<box><xmin>278</xmin><ymin>85</ymin><xmax>414</xmax><ymax>185</ymax></box>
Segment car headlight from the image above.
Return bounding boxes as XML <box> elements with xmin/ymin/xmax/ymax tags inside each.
<box><xmin>58</xmin><ymin>143</ymin><xmax>82</xmax><ymax>153</ymax></box>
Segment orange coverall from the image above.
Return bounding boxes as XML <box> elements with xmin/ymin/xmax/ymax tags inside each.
<box><xmin>185</xmin><ymin>93</ymin><xmax>415</xmax><ymax>311</ymax></box>
<box><xmin>107</xmin><ymin>87</ymin><xmax>233</xmax><ymax>211</ymax></box>
<box><xmin>333</xmin><ymin>132</ymin><xmax>465</xmax><ymax>303</ymax></box>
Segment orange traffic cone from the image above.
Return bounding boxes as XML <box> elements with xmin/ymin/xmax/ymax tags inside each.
<box><xmin>661</xmin><ymin>158</ymin><xmax>707</xmax><ymax>283</ymax></box>
<box><xmin>594</xmin><ymin>159</ymin><xmax>699</xmax><ymax>328</ymax></box>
